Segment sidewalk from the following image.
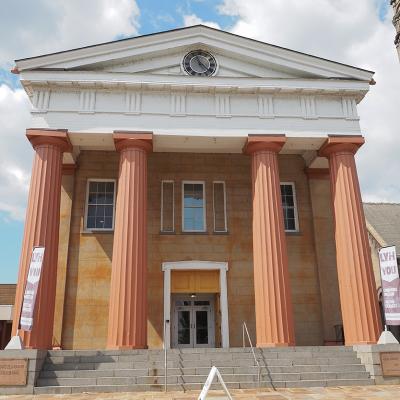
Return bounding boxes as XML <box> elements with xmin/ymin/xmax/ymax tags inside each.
<box><xmin>2</xmin><ymin>386</ymin><xmax>400</xmax><ymax>399</ymax></box>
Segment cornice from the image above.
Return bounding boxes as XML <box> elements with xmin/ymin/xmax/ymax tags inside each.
<box><xmin>20</xmin><ymin>71</ymin><xmax>370</xmax><ymax>99</ymax></box>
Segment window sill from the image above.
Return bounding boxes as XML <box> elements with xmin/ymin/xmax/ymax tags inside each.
<box><xmin>82</xmin><ymin>229</ymin><xmax>114</xmax><ymax>234</ymax></box>
<box><xmin>159</xmin><ymin>231</ymin><xmax>230</xmax><ymax>236</ymax></box>
<box><xmin>285</xmin><ymin>231</ymin><xmax>301</xmax><ymax>236</ymax></box>
<box><xmin>181</xmin><ymin>231</ymin><xmax>209</xmax><ymax>235</ymax></box>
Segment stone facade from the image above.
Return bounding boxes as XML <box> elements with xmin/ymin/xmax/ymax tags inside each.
<box><xmin>56</xmin><ymin>151</ymin><xmax>329</xmax><ymax>349</ymax></box>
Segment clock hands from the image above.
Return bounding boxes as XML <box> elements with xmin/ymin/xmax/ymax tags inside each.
<box><xmin>184</xmin><ymin>50</ymin><xmax>216</xmax><ymax>76</ymax></box>
<box><xmin>196</xmin><ymin>56</ymin><xmax>208</xmax><ymax>71</ymax></box>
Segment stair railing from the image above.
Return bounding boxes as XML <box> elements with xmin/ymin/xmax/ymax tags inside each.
<box><xmin>163</xmin><ymin>320</ymin><xmax>169</xmax><ymax>392</ymax></box>
<box><xmin>242</xmin><ymin>321</ymin><xmax>261</xmax><ymax>386</ymax></box>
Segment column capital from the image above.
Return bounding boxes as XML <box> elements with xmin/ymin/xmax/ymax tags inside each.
<box><xmin>318</xmin><ymin>135</ymin><xmax>365</xmax><ymax>158</ymax></box>
<box><xmin>26</xmin><ymin>128</ymin><xmax>72</xmax><ymax>152</ymax></box>
<box><xmin>305</xmin><ymin>168</ymin><xmax>330</xmax><ymax>180</ymax></box>
<box><xmin>62</xmin><ymin>164</ymin><xmax>77</xmax><ymax>175</ymax></box>
<box><xmin>113</xmin><ymin>131</ymin><xmax>153</xmax><ymax>153</ymax></box>
<box><xmin>243</xmin><ymin>134</ymin><xmax>286</xmax><ymax>155</ymax></box>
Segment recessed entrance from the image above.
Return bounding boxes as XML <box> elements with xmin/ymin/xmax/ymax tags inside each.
<box><xmin>162</xmin><ymin>261</ymin><xmax>229</xmax><ymax>349</ymax></box>
<box><xmin>172</xmin><ymin>294</ymin><xmax>215</xmax><ymax>348</ymax></box>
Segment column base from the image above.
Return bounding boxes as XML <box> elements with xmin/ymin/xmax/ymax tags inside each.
<box><xmin>345</xmin><ymin>340</ymin><xmax>378</xmax><ymax>345</ymax></box>
<box><xmin>107</xmin><ymin>344</ymin><xmax>148</xmax><ymax>350</ymax></box>
<box><xmin>256</xmin><ymin>342</ymin><xmax>294</xmax><ymax>348</ymax></box>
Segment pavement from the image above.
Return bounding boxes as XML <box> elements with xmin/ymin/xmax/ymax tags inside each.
<box><xmin>2</xmin><ymin>386</ymin><xmax>400</xmax><ymax>399</ymax></box>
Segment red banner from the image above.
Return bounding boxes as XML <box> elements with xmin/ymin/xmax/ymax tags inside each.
<box><xmin>20</xmin><ymin>247</ymin><xmax>45</xmax><ymax>331</ymax></box>
<box><xmin>379</xmin><ymin>246</ymin><xmax>400</xmax><ymax>326</ymax></box>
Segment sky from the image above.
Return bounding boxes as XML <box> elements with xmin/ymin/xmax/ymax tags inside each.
<box><xmin>0</xmin><ymin>0</ymin><xmax>399</xmax><ymax>283</ymax></box>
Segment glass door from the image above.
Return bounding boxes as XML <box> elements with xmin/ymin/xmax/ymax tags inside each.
<box><xmin>172</xmin><ymin>295</ymin><xmax>215</xmax><ymax>348</ymax></box>
<box><xmin>194</xmin><ymin>307</ymin><xmax>211</xmax><ymax>347</ymax></box>
<box><xmin>175</xmin><ymin>304</ymin><xmax>193</xmax><ymax>348</ymax></box>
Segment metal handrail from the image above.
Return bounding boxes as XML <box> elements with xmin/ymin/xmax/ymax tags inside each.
<box><xmin>164</xmin><ymin>320</ymin><xmax>168</xmax><ymax>392</ymax></box>
<box><xmin>242</xmin><ymin>322</ymin><xmax>261</xmax><ymax>386</ymax></box>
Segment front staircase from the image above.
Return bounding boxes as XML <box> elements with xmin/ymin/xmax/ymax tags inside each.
<box><xmin>34</xmin><ymin>346</ymin><xmax>374</xmax><ymax>394</ymax></box>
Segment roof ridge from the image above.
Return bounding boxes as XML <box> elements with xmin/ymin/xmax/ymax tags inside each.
<box><xmin>14</xmin><ymin>24</ymin><xmax>374</xmax><ymax>75</ymax></box>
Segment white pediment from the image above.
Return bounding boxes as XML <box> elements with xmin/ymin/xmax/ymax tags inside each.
<box><xmin>100</xmin><ymin>49</ymin><xmax>302</xmax><ymax>79</ymax></box>
<box><xmin>15</xmin><ymin>25</ymin><xmax>374</xmax><ymax>83</ymax></box>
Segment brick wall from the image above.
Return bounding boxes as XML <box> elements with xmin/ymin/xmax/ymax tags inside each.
<box><xmin>0</xmin><ymin>284</ymin><xmax>16</xmax><ymax>305</ymax></box>
<box><xmin>60</xmin><ymin>150</ymin><xmax>327</xmax><ymax>349</ymax></box>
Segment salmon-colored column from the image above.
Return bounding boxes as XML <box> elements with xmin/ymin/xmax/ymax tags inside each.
<box><xmin>12</xmin><ymin>129</ymin><xmax>72</xmax><ymax>349</ymax></box>
<box><xmin>107</xmin><ymin>132</ymin><xmax>152</xmax><ymax>349</ymax></box>
<box><xmin>319</xmin><ymin>136</ymin><xmax>382</xmax><ymax>344</ymax></box>
<box><xmin>244</xmin><ymin>135</ymin><xmax>295</xmax><ymax>347</ymax></box>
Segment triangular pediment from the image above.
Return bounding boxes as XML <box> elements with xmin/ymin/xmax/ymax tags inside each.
<box><xmin>15</xmin><ymin>25</ymin><xmax>374</xmax><ymax>82</ymax></box>
<box><xmin>98</xmin><ymin>49</ymin><xmax>302</xmax><ymax>79</ymax></box>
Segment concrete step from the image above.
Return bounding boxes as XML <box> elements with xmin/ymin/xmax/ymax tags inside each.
<box><xmin>33</xmin><ymin>377</ymin><xmax>375</xmax><ymax>395</ymax></box>
<box><xmin>35</xmin><ymin>346</ymin><xmax>374</xmax><ymax>393</ymax></box>
<box><xmin>36</xmin><ymin>370</ymin><xmax>371</xmax><ymax>387</ymax></box>
<box><xmin>39</xmin><ymin>362</ymin><xmax>367</xmax><ymax>379</ymax></box>
<box><xmin>45</xmin><ymin>346</ymin><xmax>354</xmax><ymax>357</ymax></box>
<box><xmin>41</xmin><ymin>354</ymin><xmax>361</xmax><ymax>371</ymax></box>
<box><xmin>44</xmin><ymin>349</ymin><xmax>358</xmax><ymax>364</ymax></box>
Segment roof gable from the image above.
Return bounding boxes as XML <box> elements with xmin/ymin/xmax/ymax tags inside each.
<box><xmin>364</xmin><ymin>203</ymin><xmax>400</xmax><ymax>250</ymax></box>
<box><xmin>15</xmin><ymin>25</ymin><xmax>374</xmax><ymax>82</ymax></box>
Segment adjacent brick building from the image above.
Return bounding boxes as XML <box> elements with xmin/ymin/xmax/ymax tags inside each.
<box><xmin>0</xmin><ymin>284</ymin><xmax>16</xmax><ymax>349</ymax></box>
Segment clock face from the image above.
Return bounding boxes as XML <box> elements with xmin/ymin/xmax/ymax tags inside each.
<box><xmin>183</xmin><ymin>50</ymin><xmax>217</xmax><ymax>77</ymax></box>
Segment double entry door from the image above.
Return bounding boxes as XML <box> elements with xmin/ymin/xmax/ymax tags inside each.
<box><xmin>172</xmin><ymin>295</ymin><xmax>215</xmax><ymax>348</ymax></box>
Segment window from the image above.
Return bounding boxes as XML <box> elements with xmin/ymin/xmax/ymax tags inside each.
<box><xmin>85</xmin><ymin>179</ymin><xmax>116</xmax><ymax>231</ymax></box>
<box><xmin>182</xmin><ymin>181</ymin><xmax>206</xmax><ymax>232</ymax></box>
<box><xmin>213</xmin><ymin>181</ymin><xmax>227</xmax><ymax>232</ymax></box>
<box><xmin>280</xmin><ymin>183</ymin><xmax>299</xmax><ymax>232</ymax></box>
<box><xmin>161</xmin><ymin>181</ymin><xmax>174</xmax><ymax>232</ymax></box>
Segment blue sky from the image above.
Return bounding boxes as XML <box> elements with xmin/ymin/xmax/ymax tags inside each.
<box><xmin>0</xmin><ymin>0</ymin><xmax>398</xmax><ymax>284</ymax></box>
<box><xmin>137</xmin><ymin>0</ymin><xmax>236</xmax><ymax>34</ymax></box>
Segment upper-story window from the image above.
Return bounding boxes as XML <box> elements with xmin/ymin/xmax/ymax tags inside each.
<box><xmin>161</xmin><ymin>180</ymin><xmax>174</xmax><ymax>232</ymax></box>
<box><xmin>280</xmin><ymin>182</ymin><xmax>299</xmax><ymax>232</ymax></box>
<box><xmin>213</xmin><ymin>181</ymin><xmax>227</xmax><ymax>232</ymax></box>
<box><xmin>182</xmin><ymin>181</ymin><xmax>206</xmax><ymax>232</ymax></box>
<box><xmin>85</xmin><ymin>179</ymin><xmax>116</xmax><ymax>231</ymax></box>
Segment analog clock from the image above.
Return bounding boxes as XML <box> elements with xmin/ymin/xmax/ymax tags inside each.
<box><xmin>182</xmin><ymin>50</ymin><xmax>217</xmax><ymax>77</ymax></box>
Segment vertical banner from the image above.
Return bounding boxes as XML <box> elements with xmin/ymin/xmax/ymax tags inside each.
<box><xmin>379</xmin><ymin>246</ymin><xmax>400</xmax><ymax>326</ymax></box>
<box><xmin>20</xmin><ymin>246</ymin><xmax>45</xmax><ymax>331</ymax></box>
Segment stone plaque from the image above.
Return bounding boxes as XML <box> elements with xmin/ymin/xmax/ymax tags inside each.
<box><xmin>380</xmin><ymin>352</ymin><xmax>400</xmax><ymax>377</ymax></box>
<box><xmin>0</xmin><ymin>359</ymin><xmax>28</xmax><ymax>386</ymax></box>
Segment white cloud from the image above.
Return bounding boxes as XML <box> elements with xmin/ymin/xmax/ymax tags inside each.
<box><xmin>0</xmin><ymin>0</ymin><xmax>140</xmax><ymax>221</ymax></box>
<box><xmin>0</xmin><ymin>85</ymin><xmax>32</xmax><ymax>220</ymax></box>
<box><xmin>219</xmin><ymin>0</ymin><xmax>400</xmax><ymax>202</ymax></box>
<box><xmin>183</xmin><ymin>14</ymin><xmax>221</xmax><ymax>30</ymax></box>
<box><xmin>0</xmin><ymin>0</ymin><xmax>140</xmax><ymax>66</ymax></box>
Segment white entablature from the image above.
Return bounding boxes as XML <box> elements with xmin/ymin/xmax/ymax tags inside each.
<box><xmin>15</xmin><ymin>25</ymin><xmax>374</xmax><ymax>160</ymax></box>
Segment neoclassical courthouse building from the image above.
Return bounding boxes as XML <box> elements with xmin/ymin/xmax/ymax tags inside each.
<box><xmin>11</xmin><ymin>26</ymin><xmax>382</xmax><ymax>351</ymax></box>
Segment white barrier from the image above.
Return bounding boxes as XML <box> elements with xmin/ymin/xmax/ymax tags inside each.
<box><xmin>198</xmin><ymin>366</ymin><xmax>233</xmax><ymax>400</ymax></box>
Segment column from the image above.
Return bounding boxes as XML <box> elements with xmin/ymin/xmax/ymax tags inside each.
<box><xmin>12</xmin><ymin>129</ymin><xmax>71</xmax><ymax>349</ymax></box>
<box><xmin>53</xmin><ymin>165</ymin><xmax>76</xmax><ymax>349</ymax></box>
<box><xmin>244</xmin><ymin>135</ymin><xmax>295</xmax><ymax>347</ymax></box>
<box><xmin>107</xmin><ymin>132</ymin><xmax>152</xmax><ymax>349</ymax></box>
<box><xmin>319</xmin><ymin>136</ymin><xmax>382</xmax><ymax>344</ymax></box>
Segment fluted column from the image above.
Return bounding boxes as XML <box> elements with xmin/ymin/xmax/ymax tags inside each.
<box><xmin>107</xmin><ymin>132</ymin><xmax>152</xmax><ymax>349</ymax></box>
<box><xmin>319</xmin><ymin>136</ymin><xmax>382</xmax><ymax>344</ymax></box>
<box><xmin>244</xmin><ymin>135</ymin><xmax>295</xmax><ymax>347</ymax></box>
<box><xmin>12</xmin><ymin>129</ymin><xmax>71</xmax><ymax>349</ymax></box>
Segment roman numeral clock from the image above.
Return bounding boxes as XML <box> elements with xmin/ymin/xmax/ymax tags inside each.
<box><xmin>182</xmin><ymin>50</ymin><xmax>217</xmax><ymax>77</ymax></box>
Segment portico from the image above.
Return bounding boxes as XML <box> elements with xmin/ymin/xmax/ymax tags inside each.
<box><xmin>10</xmin><ymin>25</ymin><xmax>382</xmax><ymax>350</ymax></box>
